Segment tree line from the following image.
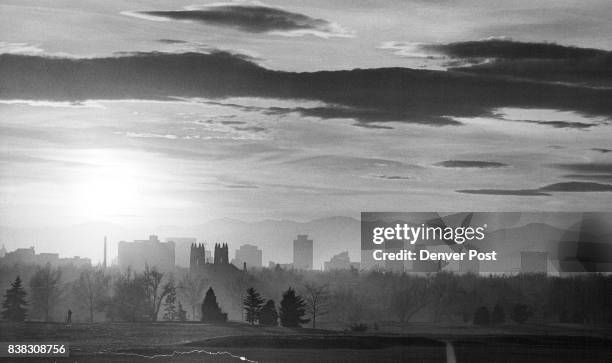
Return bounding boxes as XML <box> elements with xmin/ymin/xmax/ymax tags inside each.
<box><xmin>2</xmin><ymin>262</ymin><xmax>611</xmax><ymax>327</ymax></box>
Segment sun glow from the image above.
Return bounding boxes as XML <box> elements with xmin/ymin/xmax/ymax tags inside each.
<box><xmin>67</xmin><ymin>150</ymin><xmax>148</xmax><ymax>223</ymax></box>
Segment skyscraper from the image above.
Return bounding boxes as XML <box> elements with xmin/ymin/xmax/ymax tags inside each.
<box><xmin>293</xmin><ymin>234</ymin><xmax>313</xmax><ymax>270</ymax></box>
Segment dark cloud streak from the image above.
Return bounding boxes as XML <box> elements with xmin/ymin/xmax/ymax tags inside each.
<box><xmin>552</xmin><ymin>163</ymin><xmax>612</xmax><ymax>174</ymax></box>
<box><xmin>458</xmin><ymin>181</ymin><xmax>612</xmax><ymax>195</ymax></box>
<box><xmin>135</xmin><ymin>5</ymin><xmax>333</xmax><ymax>34</ymax></box>
<box><xmin>426</xmin><ymin>39</ymin><xmax>607</xmax><ymax>60</ymax></box>
<box><xmin>436</xmin><ymin>160</ymin><xmax>508</xmax><ymax>168</ymax></box>
<box><xmin>457</xmin><ymin>189</ymin><xmax>550</xmax><ymax>196</ymax></box>
<box><xmin>437</xmin><ymin>40</ymin><xmax>612</xmax><ymax>88</ymax></box>
<box><xmin>1</xmin><ymin>51</ymin><xmax>612</xmax><ymax>126</ymax></box>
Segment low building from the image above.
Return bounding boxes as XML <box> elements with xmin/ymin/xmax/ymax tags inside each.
<box><xmin>232</xmin><ymin>244</ymin><xmax>262</xmax><ymax>269</ymax></box>
<box><xmin>324</xmin><ymin>251</ymin><xmax>352</xmax><ymax>271</ymax></box>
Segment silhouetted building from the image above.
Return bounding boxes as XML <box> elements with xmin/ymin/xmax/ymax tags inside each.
<box><xmin>214</xmin><ymin>243</ymin><xmax>229</xmax><ymax>265</ymax></box>
<box><xmin>2</xmin><ymin>247</ymin><xmax>35</xmax><ymax>265</ymax></box>
<box><xmin>293</xmin><ymin>235</ymin><xmax>313</xmax><ymax>270</ymax></box>
<box><xmin>232</xmin><ymin>244</ymin><xmax>262</xmax><ymax>269</ymax></box>
<box><xmin>0</xmin><ymin>244</ymin><xmax>6</xmax><ymax>258</ymax></box>
<box><xmin>0</xmin><ymin>247</ymin><xmax>90</xmax><ymax>267</ymax></box>
<box><xmin>37</xmin><ymin>252</ymin><xmax>59</xmax><ymax>265</ymax></box>
<box><xmin>190</xmin><ymin>243</ymin><xmax>207</xmax><ymax>274</ymax></box>
<box><xmin>118</xmin><ymin>235</ymin><xmax>175</xmax><ymax>272</ymax></box>
<box><xmin>167</xmin><ymin>237</ymin><xmax>197</xmax><ymax>268</ymax></box>
<box><xmin>324</xmin><ymin>251</ymin><xmax>351</xmax><ymax>271</ymax></box>
<box><xmin>521</xmin><ymin>251</ymin><xmax>548</xmax><ymax>274</ymax></box>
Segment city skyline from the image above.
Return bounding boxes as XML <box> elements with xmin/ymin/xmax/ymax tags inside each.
<box><xmin>1</xmin><ymin>1</ymin><xmax>611</xmax><ymax>267</ymax></box>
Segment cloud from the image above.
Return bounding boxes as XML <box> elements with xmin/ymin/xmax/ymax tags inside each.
<box><xmin>378</xmin><ymin>42</ymin><xmax>434</xmax><ymax>59</ymax></box>
<box><xmin>370</xmin><ymin>175</ymin><xmax>411</xmax><ymax>180</ymax></box>
<box><xmin>552</xmin><ymin>163</ymin><xmax>612</xmax><ymax>174</ymax></box>
<box><xmin>0</xmin><ymin>99</ymin><xmax>104</xmax><ymax>109</ymax></box>
<box><xmin>265</xmin><ymin>106</ymin><xmax>461</xmax><ymax>126</ymax></box>
<box><xmin>457</xmin><ymin>189</ymin><xmax>550</xmax><ymax>196</ymax></box>
<box><xmin>124</xmin><ymin>132</ymin><xmax>179</xmax><ymax>140</ymax></box>
<box><xmin>423</xmin><ymin>39</ymin><xmax>607</xmax><ymax>61</ymax></box>
<box><xmin>0</xmin><ymin>42</ymin><xmax>45</xmax><ymax>55</ymax></box>
<box><xmin>225</xmin><ymin>184</ymin><xmax>259</xmax><ymax>189</ymax></box>
<box><xmin>443</xmin><ymin>40</ymin><xmax>612</xmax><ymax>88</ymax></box>
<box><xmin>1</xmin><ymin>51</ymin><xmax>612</xmax><ymax>127</ymax></box>
<box><xmin>563</xmin><ymin>174</ymin><xmax>612</xmax><ymax>182</ymax></box>
<box><xmin>354</xmin><ymin>123</ymin><xmax>394</xmax><ymax>130</ymax></box>
<box><xmin>458</xmin><ymin>181</ymin><xmax>612</xmax><ymax>195</ymax></box>
<box><xmin>157</xmin><ymin>39</ymin><xmax>189</xmax><ymax>44</ymax></box>
<box><xmin>505</xmin><ymin>119</ymin><xmax>596</xmax><ymax>129</ymax></box>
<box><xmin>556</xmin><ymin>162</ymin><xmax>612</xmax><ymax>183</ymax></box>
<box><xmin>283</xmin><ymin>155</ymin><xmax>418</xmax><ymax>172</ymax></box>
<box><xmin>539</xmin><ymin>182</ymin><xmax>612</xmax><ymax>192</ymax></box>
<box><xmin>124</xmin><ymin>4</ymin><xmax>351</xmax><ymax>38</ymax></box>
<box><xmin>436</xmin><ymin>160</ymin><xmax>508</xmax><ymax>168</ymax></box>
<box><xmin>232</xmin><ymin>126</ymin><xmax>266</xmax><ymax>132</ymax></box>
<box><xmin>220</xmin><ymin>120</ymin><xmax>247</xmax><ymax>125</ymax></box>
<box><xmin>591</xmin><ymin>148</ymin><xmax>612</xmax><ymax>153</ymax></box>
<box><xmin>382</xmin><ymin>39</ymin><xmax>612</xmax><ymax>87</ymax></box>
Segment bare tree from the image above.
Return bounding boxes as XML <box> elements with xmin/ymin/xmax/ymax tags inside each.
<box><xmin>142</xmin><ymin>265</ymin><xmax>173</xmax><ymax>322</ymax></box>
<box><xmin>73</xmin><ymin>267</ymin><xmax>110</xmax><ymax>322</ymax></box>
<box><xmin>429</xmin><ymin>272</ymin><xmax>459</xmax><ymax>323</ymax></box>
<box><xmin>390</xmin><ymin>277</ymin><xmax>429</xmax><ymax>324</ymax></box>
<box><xmin>177</xmin><ymin>273</ymin><xmax>207</xmax><ymax>320</ymax></box>
<box><xmin>302</xmin><ymin>282</ymin><xmax>330</xmax><ymax>329</ymax></box>
<box><xmin>29</xmin><ymin>264</ymin><xmax>62</xmax><ymax>322</ymax></box>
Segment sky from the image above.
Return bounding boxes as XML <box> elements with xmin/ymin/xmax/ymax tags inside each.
<box><xmin>1</xmin><ymin>0</ymin><xmax>611</xmax><ymax>252</ymax></box>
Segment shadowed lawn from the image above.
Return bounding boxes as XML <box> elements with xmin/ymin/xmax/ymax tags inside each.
<box><xmin>2</xmin><ymin>322</ymin><xmax>611</xmax><ymax>362</ymax></box>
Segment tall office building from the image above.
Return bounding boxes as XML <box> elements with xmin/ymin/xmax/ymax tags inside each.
<box><xmin>293</xmin><ymin>234</ymin><xmax>313</xmax><ymax>270</ymax></box>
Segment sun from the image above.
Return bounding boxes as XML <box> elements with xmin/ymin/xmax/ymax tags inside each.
<box><xmin>67</xmin><ymin>150</ymin><xmax>146</xmax><ymax>223</ymax></box>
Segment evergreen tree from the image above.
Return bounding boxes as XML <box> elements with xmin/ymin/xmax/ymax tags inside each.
<box><xmin>259</xmin><ymin>299</ymin><xmax>278</xmax><ymax>326</ymax></box>
<box><xmin>201</xmin><ymin>287</ymin><xmax>227</xmax><ymax>323</ymax></box>
<box><xmin>473</xmin><ymin>306</ymin><xmax>490</xmax><ymax>326</ymax></box>
<box><xmin>491</xmin><ymin>304</ymin><xmax>505</xmax><ymax>325</ymax></box>
<box><xmin>177</xmin><ymin>302</ymin><xmax>187</xmax><ymax>321</ymax></box>
<box><xmin>162</xmin><ymin>287</ymin><xmax>177</xmax><ymax>321</ymax></box>
<box><xmin>279</xmin><ymin>287</ymin><xmax>310</xmax><ymax>328</ymax></box>
<box><xmin>243</xmin><ymin>287</ymin><xmax>265</xmax><ymax>325</ymax></box>
<box><xmin>2</xmin><ymin>276</ymin><xmax>28</xmax><ymax>322</ymax></box>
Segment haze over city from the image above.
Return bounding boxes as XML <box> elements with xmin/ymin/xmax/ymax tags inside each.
<box><xmin>1</xmin><ymin>0</ymin><xmax>611</xmax><ymax>265</ymax></box>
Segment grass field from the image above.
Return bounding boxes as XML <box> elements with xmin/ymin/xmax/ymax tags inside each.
<box><xmin>1</xmin><ymin>321</ymin><xmax>611</xmax><ymax>362</ymax></box>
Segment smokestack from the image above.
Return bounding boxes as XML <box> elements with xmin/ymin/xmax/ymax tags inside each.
<box><xmin>103</xmin><ymin>236</ymin><xmax>107</xmax><ymax>269</ymax></box>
